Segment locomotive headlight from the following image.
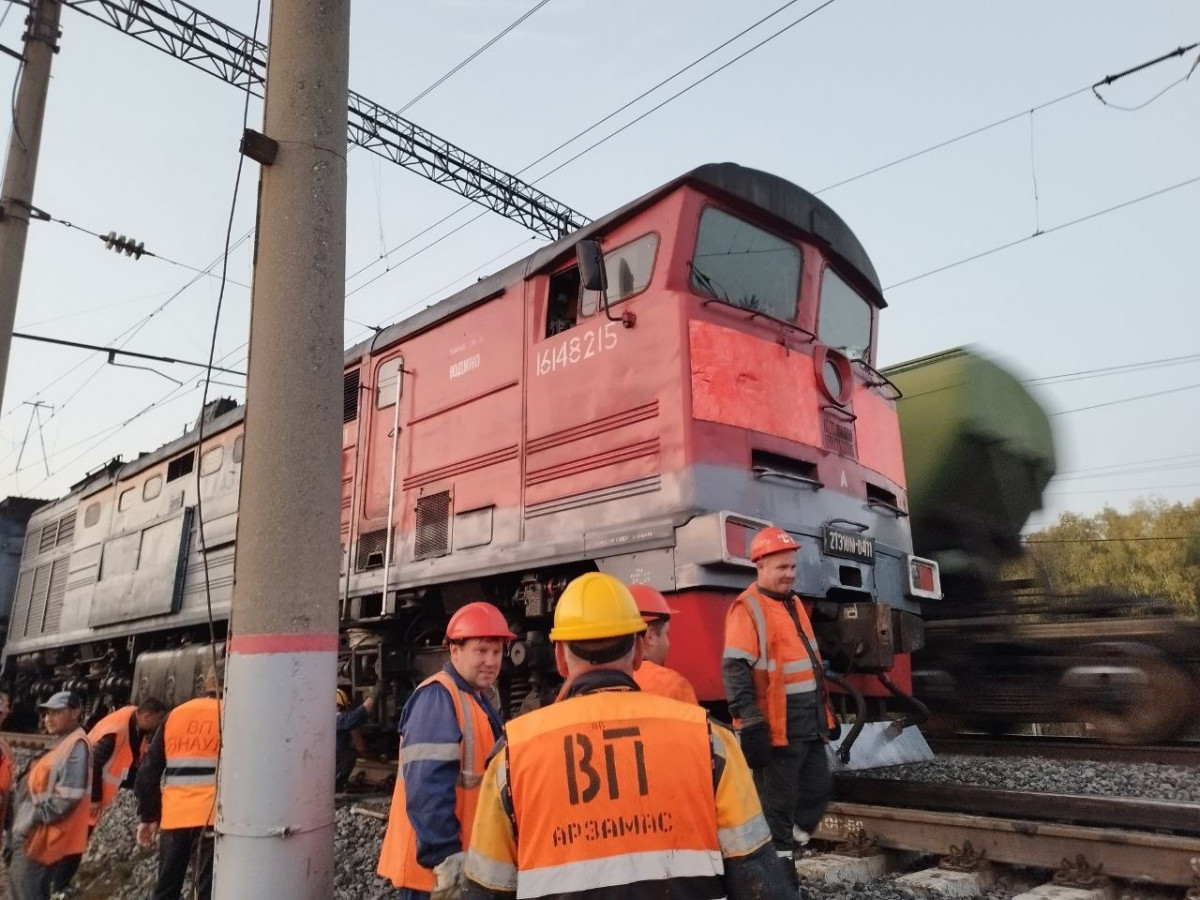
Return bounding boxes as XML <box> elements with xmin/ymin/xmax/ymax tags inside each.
<box><xmin>814</xmin><ymin>346</ymin><xmax>853</xmax><ymax>405</ymax></box>
<box><xmin>822</xmin><ymin>358</ymin><xmax>843</xmax><ymax>399</ymax></box>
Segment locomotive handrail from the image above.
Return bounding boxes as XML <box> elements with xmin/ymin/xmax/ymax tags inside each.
<box><xmin>851</xmin><ymin>357</ymin><xmax>903</xmax><ymax>400</ymax></box>
<box><xmin>820</xmin><ymin>403</ymin><xmax>858</xmax><ymax>422</ymax></box>
<box><xmin>866</xmin><ymin>497</ymin><xmax>910</xmax><ymax>518</ymax></box>
<box><xmin>751</xmin><ymin>465</ymin><xmax>824</xmax><ymax>491</ymax></box>
<box><xmin>826</xmin><ymin>518</ymin><xmax>870</xmax><ymax>533</ymax></box>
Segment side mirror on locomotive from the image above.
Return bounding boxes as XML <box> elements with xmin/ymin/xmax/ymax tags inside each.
<box><xmin>575</xmin><ymin>240</ymin><xmax>607</xmax><ymax>291</ymax></box>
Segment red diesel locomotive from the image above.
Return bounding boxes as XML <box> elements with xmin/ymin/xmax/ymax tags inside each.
<box><xmin>2</xmin><ymin>164</ymin><xmax>938</xmax><ymax>748</ymax></box>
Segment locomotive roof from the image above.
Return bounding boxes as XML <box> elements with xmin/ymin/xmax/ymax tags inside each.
<box><xmin>346</xmin><ymin>162</ymin><xmax>882</xmax><ymax>365</ymax></box>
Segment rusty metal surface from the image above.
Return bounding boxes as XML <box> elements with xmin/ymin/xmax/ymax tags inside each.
<box><xmin>835</xmin><ymin>775</ymin><xmax>1200</xmax><ymax>835</ymax></box>
<box><xmin>927</xmin><ymin>733</ymin><xmax>1200</xmax><ymax>767</ymax></box>
<box><xmin>818</xmin><ymin>801</ymin><xmax>1200</xmax><ymax>886</ymax></box>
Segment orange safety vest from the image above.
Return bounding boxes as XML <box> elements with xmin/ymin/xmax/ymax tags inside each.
<box><xmin>724</xmin><ymin>582</ymin><xmax>835</xmax><ymax>746</ymax></box>
<box><xmin>377</xmin><ymin>670</ymin><xmax>495</xmax><ymax>890</ymax></box>
<box><xmin>0</xmin><ymin>736</ymin><xmax>11</xmax><ymax>833</ymax></box>
<box><xmin>632</xmin><ymin>660</ymin><xmax>699</xmax><ymax>704</ymax></box>
<box><xmin>87</xmin><ymin>705</ymin><xmax>141</xmax><ymax>825</ymax></box>
<box><xmin>503</xmin><ymin>689</ymin><xmax>724</xmax><ymax>898</ymax></box>
<box><xmin>160</xmin><ymin>697</ymin><xmax>220</xmax><ymax>830</ymax></box>
<box><xmin>23</xmin><ymin>728</ymin><xmax>91</xmax><ymax>865</ymax></box>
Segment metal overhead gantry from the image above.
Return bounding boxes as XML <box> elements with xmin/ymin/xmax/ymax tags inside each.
<box><xmin>64</xmin><ymin>0</ymin><xmax>591</xmax><ymax>240</ymax></box>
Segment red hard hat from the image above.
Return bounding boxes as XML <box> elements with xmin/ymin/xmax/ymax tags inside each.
<box><xmin>628</xmin><ymin>584</ymin><xmax>678</xmax><ymax>622</ymax></box>
<box><xmin>444</xmin><ymin>602</ymin><xmax>517</xmax><ymax>644</ymax></box>
<box><xmin>750</xmin><ymin>526</ymin><xmax>799</xmax><ymax>562</ymax></box>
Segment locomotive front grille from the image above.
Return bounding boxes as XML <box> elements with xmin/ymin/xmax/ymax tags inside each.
<box><xmin>356</xmin><ymin>528</ymin><xmax>393</xmax><ymax>571</ymax></box>
<box><xmin>414</xmin><ymin>491</ymin><xmax>451</xmax><ymax>560</ymax></box>
<box><xmin>821</xmin><ymin>410</ymin><xmax>858</xmax><ymax>460</ymax></box>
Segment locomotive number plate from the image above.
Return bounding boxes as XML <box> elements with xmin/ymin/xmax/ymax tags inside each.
<box><xmin>823</xmin><ymin>526</ymin><xmax>875</xmax><ymax>564</ymax></box>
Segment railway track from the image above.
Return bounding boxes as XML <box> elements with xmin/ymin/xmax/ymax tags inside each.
<box><xmin>927</xmin><ymin>732</ymin><xmax>1200</xmax><ymax>767</ymax></box>
<box><xmin>822</xmin><ymin>774</ymin><xmax>1200</xmax><ymax>886</ymax></box>
<box><xmin>0</xmin><ymin>730</ymin><xmax>53</xmax><ymax>751</ymax></box>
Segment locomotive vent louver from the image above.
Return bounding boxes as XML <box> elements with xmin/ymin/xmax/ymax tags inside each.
<box><xmin>343</xmin><ymin>370</ymin><xmax>360</xmax><ymax>423</ymax></box>
<box><xmin>356</xmin><ymin>528</ymin><xmax>392</xmax><ymax>571</ymax></box>
<box><xmin>414</xmin><ymin>491</ymin><xmax>451</xmax><ymax>560</ymax></box>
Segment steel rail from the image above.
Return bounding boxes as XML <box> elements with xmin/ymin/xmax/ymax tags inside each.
<box><xmin>926</xmin><ymin>733</ymin><xmax>1200</xmax><ymax>767</ymax></box>
<box><xmin>835</xmin><ymin>776</ymin><xmax>1200</xmax><ymax>836</ymax></box>
<box><xmin>817</xmin><ymin>800</ymin><xmax>1200</xmax><ymax>886</ymax></box>
<box><xmin>62</xmin><ymin>0</ymin><xmax>590</xmax><ymax>240</ymax></box>
<box><xmin>0</xmin><ymin>730</ymin><xmax>54</xmax><ymax>750</ymax></box>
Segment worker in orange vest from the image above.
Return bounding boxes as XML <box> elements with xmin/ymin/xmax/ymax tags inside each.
<box><xmin>135</xmin><ymin>663</ymin><xmax>222</xmax><ymax>900</ymax></box>
<box><xmin>627</xmin><ymin>584</ymin><xmax>699</xmax><ymax>704</ymax></box>
<box><xmin>461</xmin><ymin>573</ymin><xmax>789</xmax><ymax>900</ymax></box>
<box><xmin>378</xmin><ymin>603</ymin><xmax>513</xmax><ymax>900</ymax></box>
<box><xmin>0</xmin><ymin>691</ymin><xmax>13</xmax><ymax>853</ymax></box>
<box><xmin>87</xmin><ymin>697</ymin><xmax>168</xmax><ymax>828</ymax></box>
<box><xmin>7</xmin><ymin>691</ymin><xmax>92</xmax><ymax>900</ymax></box>
<box><xmin>723</xmin><ymin>526</ymin><xmax>837</xmax><ymax>881</ymax></box>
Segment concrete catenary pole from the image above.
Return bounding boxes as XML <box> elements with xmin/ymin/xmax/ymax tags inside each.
<box><xmin>213</xmin><ymin>0</ymin><xmax>349</xmax><ymax>895</ymax></box>
<box><xmin>0</xmin><ymin>0</ymin><xmax>62</xmax><ymax>412</ymax></box>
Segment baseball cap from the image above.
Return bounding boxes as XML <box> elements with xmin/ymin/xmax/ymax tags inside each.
<box><xmin>38</xmin><ymin>691</ymin><xmax>82</xmax><ymax>711</ymax></box>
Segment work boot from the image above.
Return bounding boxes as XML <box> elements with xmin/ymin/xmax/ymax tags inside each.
<box><xmin>776</xmin><ymin>848</ymin><xmax>800</xmax><ymax>893</ymax></box>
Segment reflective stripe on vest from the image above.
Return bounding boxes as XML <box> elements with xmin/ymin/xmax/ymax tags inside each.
<box><xmin>504</xmin><ymin>690</ymin><xmax>724</xmax><ymax>900</ymax></box>
<box><xmin>160</xmin><ymin>697</ymin><xmax>220</xmax><ymax>829</ymax></box>
<box><xmin>377</xmin><ymin>670</ymin><xmax>495</xmax><ymax>890</ymax></box>
<box><xmin>87</xmin><ymin>706</ymin><xmax>138</xmax><ymax>824</ymax></box>
<box><xmin>24</xmin><ymin>729</ymin><xmax>91</xmax><ymax>865</ymax></box>
<box><xmin>730</xmin><ymin>584</ymin><xmax>830</xmax><ymax>746</ymax></box>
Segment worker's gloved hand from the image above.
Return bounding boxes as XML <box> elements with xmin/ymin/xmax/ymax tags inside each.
<box><xmin>738</xmin><ymin>721</ymin><xmax>771</xmax><ymax>769</ymax></box>
<box><xmin>431</xmin><ymin>850</ymin><xmax>466</xmax><ymax>900</ymax></box>
<box><xmin>828</xmin><ymin>721</ymin><xmax>843</xmax><ymax>742</ymax></box>
<box><xmin>370</xmin><ymin>680</ymin><xmax>386</xmax><ymax>702</ymax></box>
<box><xmin>135</xmin><ymin>822</ymin><xmax>159</xmax><ymax>848</ymax></box>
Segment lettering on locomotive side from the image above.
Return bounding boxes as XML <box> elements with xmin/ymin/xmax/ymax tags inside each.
<box><xmin>449</xmin><ymin>354</ymin><xmax>481</xmax><ymax>379</ymax></box>
<box><xmin>536</xmin><ymin>321</ymin><xmax>619</xmax><ymax>376</ymax></box>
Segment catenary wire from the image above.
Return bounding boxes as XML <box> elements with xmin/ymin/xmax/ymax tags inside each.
<box><xmin>343</xmin><ymin>0</ymin><xmax>820</xmax><ymax>292</ymax></box>
<box><xmin>1049</xmin><ymin>380</ymin><xmax>1200</xmax><ymax>417</ymax></box>
<box><xmin>51</xmin><ymin>216</ymin><xmax>252</xmax><ymax>287</ymax></box>
<box><xmin>884</xmin><ymin>174</ymin><xmax>1200</xmax><ymax>291</ymax></box>
<box><xmin>397</xmin><ymin>0</ymin><xmax>554</xmax><ymax>114</ymax></box>
<box><xmin>1023</xmin><ymin>352</ymin><xmax>1200</xmax><ymax>385</ymax></box>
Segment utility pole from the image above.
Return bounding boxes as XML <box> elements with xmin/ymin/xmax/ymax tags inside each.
<box><xmin>213</xmin><ymin>0</ymin><xmax>349</xmax><ymax>896</ymax></box>
<box><xmin>0</xmin><ymin>0</ymin><xmax>62</xmax><ymax>413</ymax></box>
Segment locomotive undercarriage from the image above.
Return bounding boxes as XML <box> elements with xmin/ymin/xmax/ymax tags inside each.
<box><xmin>2</xmin><ymin>622</ymin><xmax>226</xmax><ymax>731</ymax></box>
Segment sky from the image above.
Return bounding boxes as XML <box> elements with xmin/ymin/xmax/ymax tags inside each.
<box><xmin>0</xmin><ymin>0</ymin><xmax>1196</xmax><ymax>532</ymax></box>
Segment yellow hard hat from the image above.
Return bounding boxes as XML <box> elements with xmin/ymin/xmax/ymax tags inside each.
<box><xmin>550</xmin><ymin>573</ymin><xmax>648</xmax><ymax>642</ymax></box>
<box><xmin>336</xmin><ymin>688</ymin><xmax>351</xmax><ymax>710</ymax></box>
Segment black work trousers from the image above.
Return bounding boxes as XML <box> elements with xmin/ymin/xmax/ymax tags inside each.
<box><xmin>7</xmin><ymin>846</ymin><xmax>78</xmax><ymax>900</ymax></box>
<box><xmin>752</xmin><ymin>736</ymin><xmax>832</xmax><ymax>851</ymax></box>
<box><xmin>151</xmin><ymin>826</ymin><xmax>214</xmax><ymax>900</ymax></box>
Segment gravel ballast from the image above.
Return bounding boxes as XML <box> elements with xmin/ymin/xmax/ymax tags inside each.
<box><xmin>4</xmin><ymin>741</ymin><xmax>1192</xmax><ymax>896</ymax></box>
<box><xmin>841</xmin><ymin>751</ymin><xmax>1200</xmax><ymax>802</ymax></box>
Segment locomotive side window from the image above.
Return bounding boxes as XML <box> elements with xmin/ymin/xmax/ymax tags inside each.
<box><xmin>376</xmin><ymin>357</ymin><xmax>403</xmax><ymax>409</ymax></box>
<box><xmin>233</xmin><ymin>435</ymin><xmax>244</xmax><ymax>463</ymax></box>
<box><xmin>579</xmin><ymin>233</ymin><xmax>659</xmax><ymax>317</ymax></box>
<box><xmin>118</xmin><ymin>488</ymin><xmax>135</xmax><ymax>512</ymax></box>
<box><xmin>143</xmin><ymin>475</ymin><xmax>162</xmax><ymax>501</ymax></box>
<box><xmin>690</xmin><ymin>207</ymin><xmax>801</xmax><ymax>322</ymax></box>
<box><xmin>166</xmin><ymin>451</ymin><xmax>195</xmax><ymax>482</ymax></box>
<box><xmin>545</xmin><ymin>266</ymin><xmax>582</xmax><ymax>337</ymax></box>
<box><xmin>818</xmin><ymin>267</ymin><xmax>873</xmax><ymax>360</ymax></box>
<box><xmin>83</xmin><ymin>503</ymin><xmax>101</xmax><ymax>528</ymax></box>
<box><xmin>200</xmin><ymin>447</ymin><xmax>224</xmax><ymax>477</ymax></box>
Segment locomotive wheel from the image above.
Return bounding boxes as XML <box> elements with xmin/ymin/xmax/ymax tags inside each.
<box><xmin>1074</xmin><ymin>654</ymin><xmax>1196</xmax><ymax>744</ymax></box>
